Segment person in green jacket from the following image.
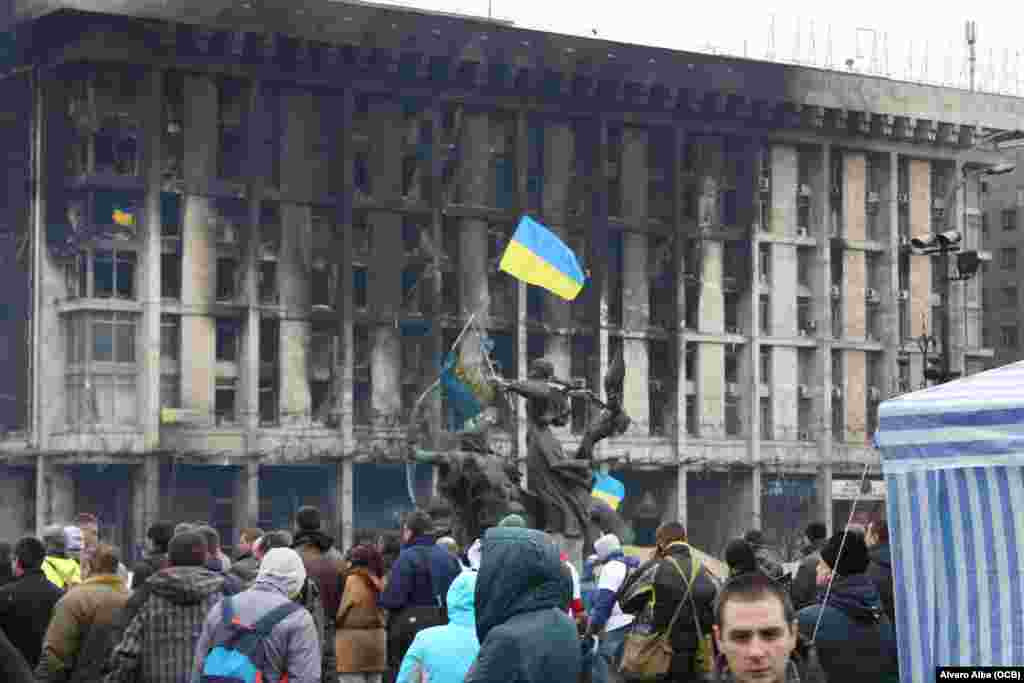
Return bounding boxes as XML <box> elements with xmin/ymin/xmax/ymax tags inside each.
<box><xmin>41</xmin><ymin>525</ymin><xmax>82</xmax><ymax>591</ymax></box>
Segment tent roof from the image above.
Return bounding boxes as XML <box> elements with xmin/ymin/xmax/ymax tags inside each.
<box><xmin>876</xmin><ymin>359</ymin><xmax>1024</xmax><ymax>474</ymax></box>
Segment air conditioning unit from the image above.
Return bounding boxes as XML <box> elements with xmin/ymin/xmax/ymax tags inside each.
<box><xmin>897</xmin><ymin>289</ymin><xmax>909</xmax><ymax>301</ymax></box>
<box><xmin>866</xmin><ymin>191</ymin><xmax>880</xmax><ymax>203</ymax></box>
<box><xmin>799</xmin><ymin>184</ymin><xmax>813</xmax><ymax>197</ymax></box>
<box><xmin>797</xmin><ymin>226</ymin><xmax>808</xmax><ymax>238</ymax></box>
<box><xmin>798</xmin><ymin>384</ymin><xmax>811</xmax><ymax>398</ymax></box>
<box><xmin>830</xmin><ymin>285</ymin><xmax>841</xmax><ymax>299</ymax></box>
<box><xmin>832</xmin><ymin>385</ymin><xmax>843</xmax><ymax>399</ymax></box>
<box><xmin>806</xmin><ymin>320</ymin><xmax>817</xmax><ymax>330</ymax></box>
<box><xmin>868</xmin><ymin>387</ymin><xmax>881</xmax><ymax>401</ymax></box>
<box><xmin>726</xmin><ymin>382</ymin><xmax>740</xmax><ymax>395</ymax></box>
<box><xmin>759</xmin><ymin>177</ymin><xmax>770</xmax><ymax>192</ymax></box>
<box><xmin>897</xmin><ymin>191</ymin><xmax>910</xmax><ymax>204</ymax></box>
<box><xmin>831</xmin><ymin>184</ymin><xmax>842</xmax><ymax>197</ymax></box>
<box><xmin>797</xmin><ymin>328</ymin><xmax>807</xmax><ymax>337</ymax></box>
<box><xmin>866</xmin><ymin>288</ymin><xmax>880</xmax><ymax>302</ymax></box>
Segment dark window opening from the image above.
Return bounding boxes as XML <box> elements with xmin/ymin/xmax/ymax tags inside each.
<box><xmin>217</xmin><ymin>258</ymin><xmax>238</xmax><ymax>302</ymax></box>
<box><xmin>216</xmin><ymin>319</ymin><xmax>239</xmax><ymax>362</ymax></box>
<box><xmin>686</xmin><ymin>400</ymin><xmax>698</xmax><ymax>436</ymax></box>
<box><xmin>162</xmin><ymin>253</ymin><xmax>181</xmax><ymax>300</ymax></box>
<box><xmin>215</xmin><ymin>381</ymin><xmax>236</xmax><ymax>425</ymax></box>
<box><xmin>725</xmin><ymin>347</ymin><xmax>740</xmax><ymax>384</ymax></box>
<box><xmin>161</xmin><ymin>193</ymin><xmax>182</xmax><ymax>237</ymax></box>
<box><xmin>724</xmin><ymin>292</ymin><xmax>740</xmax><ymax>334</ymax></box>
<box><xmin>760</xmin><ymin>295</ymin><xmax>771</xmax><ymax>336</ymax></box>
<box><xmin>259</xmin><ymin>261</ymin><xmax>278</xmax><ymax>304</ymax></box>
<box><xmin>760</xmin><ymin>346</ymin><xmax>772</xmax><ymax>384</ymax></box>
<box><xmin>160</xmin><ymin>375</ymin><xmax>181</xmax><ymax>409</ymax></box>
<box><xmin>354</xmin><ymin>152</ymin><xmax>371</xmax><ymax>196</ymax></box>
<box><xmin>310</xmin><ymin>380</ymin><xmax>331</xmax><ymax>422</ymax></box>
<box><xmin>260</xmin><ymin>318</ymin><xmax>279</xmax><ymax>365</ymax></box>
<box><xmin>760</xmin><ymin>397</ymin><xmax>772</xmax><ymax>440</ymax></box>
<box><xmin>354</xmin><ymin>267</ymin><xmax>368</xmax><ymax>311</ymax></box>
<box><xmin>160</xmin><ymin>314</ymin><xmax>180</xmax><ymax>360</ymax></box>
<box><xmin>312</xmin><ymin>264</ymin><xmax>332</xmax><ymax>308</ymax></box>
<box><xmin>259</xmin><ymin>379</ymin><xmax>277</xmax><ymax>426</ymax></box>
<box><xmin>725</xmin><ymin>397</ymin><xmax>741</xmax><ymax>436</ymax></box>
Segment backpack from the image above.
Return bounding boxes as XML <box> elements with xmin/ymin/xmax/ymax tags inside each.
<box><xmin>200</xmin><ymin>597</ymin><xmax>301</xmax><ymax>683</ymax></box>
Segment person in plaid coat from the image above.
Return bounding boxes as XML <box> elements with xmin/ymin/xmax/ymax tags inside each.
<box><xmin>103</xmin><ymin>531</ymin><xmax>225</xmax><ymax>683</ymax></box>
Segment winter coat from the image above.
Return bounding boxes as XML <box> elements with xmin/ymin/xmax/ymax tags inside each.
<box><xmin>866</xmin><ymin>544</ymin><xmax>895</xmax><ymax>626</ymax></box>
<box><xmin>130</xmin><ymin>552</ymin><xmax>167</xmax><ymax>590</ymax></box>
<box><xmin>464</xmin><ymin>527</ymin><xmax>581</xmax><ymax>683</ymax></box>
<box><xmin>378</xmin><ymin>537</ymin><xmax>462</xmax><ymax>613</ymax></box>
<box><xmin>797</xmin><ymin>574</ymin><xmax>899</xmax><ymax>683</ymax></box>
<box><xmin>229</xmin><ymin>553</ymin><xmax>261</xmax><ymax>586</ymax></box>
<box><xmin>791</xmin><ymin>540</ymin><xmax>826</xmax><ymax>609</ymax></box>
<box><xmin>334</xmin><ymin>568</ymin><xmax>387</xmax><ymax>673</ymax></box>
<box><xmin>206</xmin><ymin>558</ymin><xmax>244</xmax><ymax>596</ymax></box>
<box><xmin>0</xmin><ymin>626</ymin><xmax>33</xmax><ymax>683</ymax></box>
<box><xmin>751</xmin><ymin>544</ymin><xmax>787</xmax><ymax>582</ymax></box>
<box><xmin>293</xmin><ymin>530</ymin><xmax>345</xmax><ymax>621</ymax></box>
<box><xmin>0</xmin><ymin>568</ymin><xmax>64</xmax><ymax>667</ymax></box>
<box><xmin>396</xmin><ymin>571</ymin><xmax>479</xmax><ymax>683</ymax></box>
<box><xmin>299</xmin><ymin>575</ymin><xmax>337</xmax><ymax>683</ymax></box>
<box><xmin>191</xmin><ymin>578</ymin><xmax>322</xmax><ymax>683</ymax></box>
<box><xmin>43</xmin><ymin>556</ymin><xmax>83</xmax><ymax>591</ymax></box>
<box><xmin>103</xmin><ymin>566</ymin><xmax>226</xmax><ymax>683</ymax></box>
<box><xmin>36</xmin><ymin>574</ymin><xmax>131</xmax><ymax>683</ymax></box>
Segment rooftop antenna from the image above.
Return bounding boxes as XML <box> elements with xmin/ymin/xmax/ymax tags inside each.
<box><xmin>966</xmin><ymin>20</ymin><xmax>977</xmax><ymax>91</ymax></box>
<box><xmin>767</xmin><ymin>14</ymin><xmax>776</xmax><ymax>60</ymax></box>
<box><xmin>825</xmin><ymin>24</ymin><xmax>834</xmax><ymax>68</ymax></box>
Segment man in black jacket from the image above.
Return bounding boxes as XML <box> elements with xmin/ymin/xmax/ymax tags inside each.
<box><xmin>130</xmin><ymin>521</ymin><xmax>174</xmax><ymax>590</ymax></box>
<box><xmin>865</xmin><ymin>516</ymin><xmax>895</xmax><ymax>625</ymax></box>
<box><xmin>0</xmin><ymin>536</ymin><xmax>64</xmax><ymax>668</ymax></box>
<box><xmin>790</xmin><ymin>521</ymin><xmax>828</xmax><ymax>609</ymax></box>
<box><xmin>0</xmin><ymin>626</ymin><xmax>34</xmax><ymax>683</ymax></box>
<box><xmin>619</xmin><ymin>521</ymin><xmax>718</xmax><ymax>680</ymax></box>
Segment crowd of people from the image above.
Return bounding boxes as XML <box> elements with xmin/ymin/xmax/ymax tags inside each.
<box><xmin>0</xmin><ymin>507</ymin><xmax>900</xmax><ymax>683</ymax></box>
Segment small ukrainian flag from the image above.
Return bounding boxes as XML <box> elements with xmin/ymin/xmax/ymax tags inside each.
<box><xmin>112</xmin><ymin>208</ymin><xmax>135</xmax><ymax>228</ymax></box>
<box><xmin>592</xmin><ymin>473</ymin><xmax>626</xmax><ymax>511</ymax></box>
<box><xmin>499</xmin><ymin>216</ymin><xmax>585</xmax><ymax>301</ymax></box>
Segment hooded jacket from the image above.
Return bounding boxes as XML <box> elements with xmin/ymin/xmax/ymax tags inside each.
<box><xmin>191</xmin><ymin>577</ymin><xmax>321</xmax><ymax>683</ymax></box>
<box><xmin>229</xmin><ymin>552</ymin><xmax>261</xmax><ymax>586</ymax></box>
<box><xmin>866</xmin><ymin>544</ymin><xmax>895</xmax><ymax>625</ymax></box>
<box><xmin>36</xmin><ymin>573</ymin><xmax>131</xmax><ymax>683</ymax></box>
<box><xmin>130</xmin><ymin>551</ymin><xmax>167</xmax><ymax>590</ymax></box>
<box><xmin>790</xmin><ymin>539</ymin><xmax>827</xmax><ymax>609</ymax></box>
<box><xmin>396</xmin><ymin>571</ymin><xmax>480</xmax><ymax>683</ymax></box>
<box><xmin>103</xmin><ymin>566</ymin><xmax>226</xmax><ymax>683</ymax></box>
<box><xmin>796</xmin><ymin>573</ymin><xmax>899</xmax><ymax>683</ymax></box>
<box><xmin>378</xmin><ymin>536</ymin><xmax>462</xmax><ymax>613</ymax></box>
<box><xmin>0</xmin><ymin>568</ymin><xmax>64</xmax><ymax>668</ymax></box>
<box><xmin>465</xmin><ymin>528</ymin><xmax>581</xmax><ymax>683</ymax></box>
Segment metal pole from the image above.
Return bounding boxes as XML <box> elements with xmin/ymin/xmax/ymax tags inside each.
<box><xmin>939</xmin><ymin>246</ymin><xmax>952</xmax><ymax>382</ymax></box>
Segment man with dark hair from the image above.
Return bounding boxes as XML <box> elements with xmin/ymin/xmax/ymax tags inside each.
<box><xmin>790</xmin><ymin>521</ymin><xmax>830</xmax><ymax>609</ymax></box>
<box><xmin>743</xmin><ymin>529</ymin><xmax>786</xmax><ymax>583</ymax></box>
<box><xmin>796</xmin><ymin>531</ymin><xmax>898</xmax><ymax>683</ymax></box>
<box><xmin>713</xmin><ymin>572</ymin><xmax>801</xmax><ymax>683</ymax></box>
<box><xmin>41</xmin><ymin>524</ymin><xmax>82</xmax><ymax>590</ymax></box>
<box><xmin>864</xmin><ymin>516</ymin><xmax>894</xmax><ymax>625</ymax></box>
<box><xmin>230</xmin><ymin>527</ymin><xmax>264</xmax><ymax>585</ymax></box>
<box><xmin>196</xmin><ymin>525</ymin><xmax>242</xmax><ymax>595</ymax></box>
<box><xmin>292</xmin><ymin>506</ymin><xmax>345</xmax><ymax>614</ymax></box>
<box><xmin>131</xmin><ymin>521</ymin><xmax>175</xmax><ymax>589</ymax></box>
<box><xmin>104</xmin><ymin>532</ymin><xmax>226</xmax><ymax>683</ymax></box>
<box><xmin>380</xmin><ymin>510</ymin><xmax>462</xmax><ymax>678</ymax></box>
<box><xmin>618</xmin><ymin>521</ymin><xmax>718</xmax><ymax>681</ymax></box>
<box><xmin>0</xmin><ymin>537</ymin><xmax>64</xmax><ymax>668</ymax></box>
<box><xmin>37</xmin><ymin>544</ymin><xmax>131</xmax><ymax>683</ymax></box>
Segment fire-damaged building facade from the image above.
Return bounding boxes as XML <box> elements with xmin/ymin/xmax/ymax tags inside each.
<box><xmin>0</xmin><ymin>0</ymin><xmax>1019</xmax><ymax>559</ymax></box>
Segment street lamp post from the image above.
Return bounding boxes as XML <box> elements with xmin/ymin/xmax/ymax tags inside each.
<box><xmin>909</xmin><ymin>161</ymin><xmax>1015</xmax><ymax>385</ymax></box>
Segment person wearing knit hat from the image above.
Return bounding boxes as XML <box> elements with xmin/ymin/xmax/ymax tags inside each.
<box><xmin>586</xmin><ymin>533</ymin><xmax>634</xmax><ymax>683</ymax></box>
<box><xmin>796</xmin><ymin>531</ymin><xmax>898</xmax><ymax>683</ymax></box>
<box><xmin>193</xmin><ymin>546</ymin><xmax>321</xmax><ymax>683</ymax></box>
<box><xmin>498</xmin><ymin>513</ymin><xmax>526</xmax><ymax>528</ymax></box>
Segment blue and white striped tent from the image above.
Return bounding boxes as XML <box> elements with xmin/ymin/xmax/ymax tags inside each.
<box><xmin>875</xmin><ymin>360</ymin><xmax>1024</xmax><ymax>681</ymax></box>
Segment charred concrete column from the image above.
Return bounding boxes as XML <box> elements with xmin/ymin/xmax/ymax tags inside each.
<box><xmin>181</xmin><ymin>75</ymin><xmax>218</xmax><ymax>423</ymax></box>
<box><xmin>278</xmin><ymin>91</ymin><xmax>316</xmax><ymax>425</ymax></box>
<box><xmin>368</xmin><ymin>99</ymin><xmax>404</xmax><ymax>423</ymax></box>
<box><xmin>621</xmin><ymin>126</ymin><xmax>649</xmax><ymax>432</ymax></box>
<box><xmin>698</xmin><ymin>239</ymin><xmax>724</xmax><ymax>438</ymax></box>
<box><xmin>141</xmin><ymin>69</ymin><xmax>163</xmax><ymax>449</ymax></box>
<box><xmin>844</xmin><ymin>152</ymin><xmax>868</xmax><ymax>341</ymax></box>
<box><xmin>459</xmin><ymin>109</ymin><xmax>491</xmax><ymax>369</ymax></box>
<box><xmin>772</xmin><ymin>245</ymin><xmax>799</xmax><ymax>442</ymax></box>
<box><xmin>882</xmin><ymin>153</ymin><xmax>900</xmax><ymax>398</ymax></box>
<box><xmin>815</xmin><ymin>144</ymin><xmax>835</xmax><ymax>463</ymax></box>
<box><xmin>35</xmin><ymin>456</ymin><xmax>49</xmax><ymax>535</ymax></box>
<box><xmin>770</xmin><ymin>144</ymin><xmax>798</xmax><ymax>236</ymax></box>
<box><xmin>46</xmin><ymin>463</ymin><xmax>75</xmax><ymax>527</ymax></box>
<box><xmin>233</xmin><ymin>461</ymin><xmax>259</xmax><ymax>534</ymax></box>
<box><xmin>241</xmin><ymin>83</ymin><xmax>264</xmax><ymax>434</ymax></box>
<box><xmin>542</xmin><ymin>122</ymin><xmax>574</xmax><ymax>381</ymax></box>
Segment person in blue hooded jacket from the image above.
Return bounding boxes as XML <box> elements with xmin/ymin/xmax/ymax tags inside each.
<box><xmin>797</xmin><ymin>531</ymin><xmax>899</xmax><ymax>683</ymax></box>
<box><xmin>465</xmin><ymin>527</ymin><xmax>581</xmax><ymax>683</ymax></box>
<box><xmin>395</xmin><ymin>571</ymin><xmax>480</xmax><ymax>683</ymax></box>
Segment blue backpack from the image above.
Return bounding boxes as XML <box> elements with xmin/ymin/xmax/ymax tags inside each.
<box><xmin>200</xmin><ymin>597</ymin><xmax>301</xmax><ymax>683</ymax></box>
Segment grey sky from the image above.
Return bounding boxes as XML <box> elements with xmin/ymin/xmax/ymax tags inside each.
<box><xmin>369</xmin><ymin>0</ymin><xmax>1024</xmax><ymax>95</ymax></box>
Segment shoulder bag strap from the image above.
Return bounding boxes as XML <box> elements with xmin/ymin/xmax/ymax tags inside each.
<box><xmin>685</xmin><ymin>554</ymin><xmax>706</xmax><ymax>635</ymax></box>
<box><xmin>253</xmin><ymin>601</ymin><xmax>302</xmax><ymax>636</ymax></box>
<box><xmin>661</xmin><ymin>556</ymin><xmax>697</xmax><ymax>639</ymax></box>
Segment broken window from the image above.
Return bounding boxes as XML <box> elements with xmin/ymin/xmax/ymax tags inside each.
<box><xmin>161</xmin><ymin>192</ymin><xmax>182</xmax><ymax>237</ymax></box>
<box><xmin>354</xmin><ymin>151</ymin><xmax>371</xmax><ymax>197</ymax></box>
<box><xmin>163</xmin><ymin>72</ymin><xmax>184</xmax><ymax>181</ymax></box>
<box><xmin>310</xmin><ymin>380</ymin><xmax>332</xmax><ymax>423</ymax></box>
<box><xmin>311</xmin><ymin>260</ymin><xmax>333</xmax><ymax>308</ymax></box>
<box><xmin>526</xmin><ymin>121</ymin><xmax>544</xmax><ymax>214</ymax></box>
<box><xmin>259</xmin><ymin>261</ymin><xmax>278</xmax><ymax>304</ymax></box>
<box><xmin>258</xmin><ymin>378</ymin><xmax>277</xmax><ymax>426</ymax></box>
<box><xmin>760</xmin><ymin>397</ymin><xmax>772</xmax><ymax>440</ymax></box>
<box><xmin>217</xmin><ymin>258</ymin><xmax>239</xmax><ymax>302</ymax></box>
<box><xmin>760</xmin><ymin>346</ymin><xmax>772</xmax><ymax>385</ymax></box>
<box><xmin>92</xmin><ymin>68</ymin><xmax>141</xmax><ymax>176</ymax></box>
<box><xmin>724</xmin><ymin>293</ymin><xmax>741</xmax><ymax>334</ymax></box>
<box><xmin>92</xmin><ymin>312</ymin><xmax>136</xmax><ymax>363</ymax></box>
<box><xmin>686</xmin><ymin>399</ymin><xmax>698</xmax><ymax>436</ymax></box>
<box><xmin>259</xmin><ymin>318</ymin><xmax>279</xmax><ymax>425</ymax></box>
<box><xmin>260</xmin><ymin>318</ymin><xmax>279</xmax><ymax>365</ymax></box>
<box><xmin>162</xmin><ymin>253</ymin><xmax>181</xmax><ymax>300</ymax></box>
<box><xmin>725</xmin><ymin>347</ymin><xmax>740</xmax><ymax>384</ymax></box>
<box><xmin>797</xmin><ymin>247</ymin><xmax>813</xmax><ymax>287</ymax></box>
<box><xmin>797</xmin><ymin>297</ymin><xmax>813</xmax><ymax>335</ymax></box>
<box><xmin>94</xmin><ymin>249</ymin><xmax>136</xmax><ymax>300</ymax></box>
<box><xmin>725</xmin><ymin>396</ymin><xmax>741</xmax><ymax>436</ymax></box>
<box><xmin>606</xmin><ymin>125</ymin><xmax>623</xmax><ymax>218</ymax></box>
<box><xmin>353</xmin><ymin>324</ymin><xmax>371</xmax><ymax>426</ymax></box>
<box><xmin>353</xmin><ymin>267</ymin><xmax>368</xmax><ymax>311</ymax></box>
<box><xmin>216</xmin><ymin>379</ymin><xmax>237</xmax><ymax>425</ymax></box>
<box><xmin>160</xmin><ymin>374</ymin><xmax>181</xmax><ymax>409</ymax></box>
<box><xmin>759</xmin><ymin>295</ymin><xmax>771</xmax><ymax>336</ymax></box>
<box><xmin>216</xmin><ymin>319</ymin><xmax>239</xmax><ymax>362</ymax></box>
<box><xmin>649</xmin><ymin>339</ymin><xmax>672</xmax><ymax>437</ymax></box>
<box><xmin>759</xmin><ymin>243</ymin><xmax>771</xmax><ymax>283</ymax></box>
<box><xmin>160</xmin><ymin>314</ymin><xmax>180</xmax><ymax>361</ymax></box>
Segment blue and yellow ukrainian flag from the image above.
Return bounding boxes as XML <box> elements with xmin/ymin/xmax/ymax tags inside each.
<box><xmin>499</xmin><ymin>216</ymin><xmax>585</xmax><ymax>301</ymax></box>
<box><xmin>592</xmin><ymin>473</ymin><xmax>626</xmax><ymax>511</ymax></box>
